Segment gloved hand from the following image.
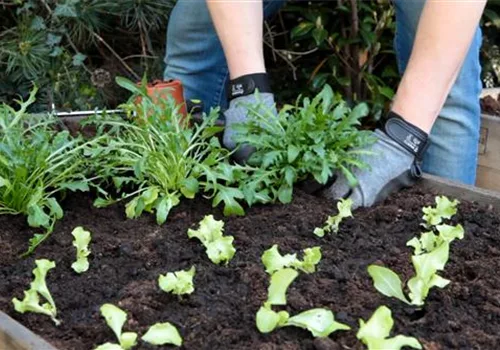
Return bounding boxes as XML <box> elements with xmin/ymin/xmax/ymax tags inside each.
<box><xmin>223</xmin><ymin>73</ymin><xmax>276</xmax><ymax>163</ymax></box>
<box><xmin>322</xmin><ymin>112</ymin><xmax>429</xmax><ymax>209</ymax></box>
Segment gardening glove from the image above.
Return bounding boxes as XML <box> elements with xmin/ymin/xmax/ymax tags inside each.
<box><xmin>223</xmin><ymin>73</ymin><xmax>277</xmax><ymax>163</ymax></box>
<box><xmin>322</xmin><ymin>112</ymin><xmax>429</xmax><ymax>209</ymax></box>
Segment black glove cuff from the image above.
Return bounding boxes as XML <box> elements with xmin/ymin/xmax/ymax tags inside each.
<box><xmin>228</xmin><ymin>73</ymin><xmax>272</xmax><ymax>101</ymax></box>
<box><xmin>383</xmin><ymin>111</ymin><xmax>429</xmax><ymax>160</ymax></box>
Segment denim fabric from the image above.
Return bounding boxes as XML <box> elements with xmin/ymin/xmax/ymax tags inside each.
<box><xmin>164</xmin><ymin>0</ymin><xmax>285</xmax><ymax>114</ymax></box>
<box><xmin>164</xmin><ymin>0</ymin><xmax>483</xmax><ymax>184</ymax></box>
<box><xmin>393</xmin><ymin>0</ymin><xmax>482</xmax><ymax>184</ymax></box>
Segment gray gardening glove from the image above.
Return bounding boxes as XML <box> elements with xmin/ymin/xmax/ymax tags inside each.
<box><xmin>223</xmin><ymin>73</ymin><xmax>276</xmax><ymax>163</ymax></box>
<box><xmin>322</xmin><ymin>112</ymin><xmax>429</xmax><ymax>209</ymax></box>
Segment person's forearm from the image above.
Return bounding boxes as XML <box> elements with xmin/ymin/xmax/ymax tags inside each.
<box><xmin>391</xmin><ymin>0</ymin><xmax>486</xmax><ymax>133</ymax></box>
<box><xmin>206</xmin><ymin>0</ymin><xmax>265</xmax><ymax>79</ymax></box>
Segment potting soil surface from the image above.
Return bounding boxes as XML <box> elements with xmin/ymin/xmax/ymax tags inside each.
<box><xmin>1</xmin><ymin>184</ymin><xmax>500</xmax><ymax>350</ymax></box>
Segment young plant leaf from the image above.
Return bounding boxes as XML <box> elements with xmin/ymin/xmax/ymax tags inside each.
<box><xmin>261</xmin><ymin>245</ymin><xmax>299</xmax><ymax>274</ymax></box>
<box><xmin>12</xmin><ymin>259</ymin><xmax>60</xmax><ymax>325</ymax></box>
<box><xmin>367</xmin><ymin>265</ymin><xmax>410</xmax><ymax>305</ymax></box>
<box><xmin>256</xmin><ymin>305</ymin><xmax>290</xmax><ymax>333</ymax></box>
<box><xmin>99</xmin><ymin>304</ymin><xmax>137</xmax><ymax>350</ymax></box>
<box><xmin>71</xmin><ymin>226</ymin><xmax>92</xmax><ymax>274</ymax></box>
<box><xmin>267</xmin><ymin>268</ymin><xmax>299</xmax><ymax>306</ymax></box>
<box><xmin>285</xmin><ymin>308</ymin><xmax>351</xmax><ymax>338</ymax></box>
<box><xmin>357</xmin><ymin>306</ymin><xmax>421</xmax><ymax>350</ymax></box>
<box><xmin>422</xmin><ymin>196</ymin><xmax>459</xmax><ymax>228</ymax></box>
<box><xmin>314</xmin><ymin>198</ymin><xmax>353</xmax><ymax>237</ymax></box>
<box><xmin>141</xmin><ymin>322</ymin><xmax>183</xmax><ymax>346</ymax></box>
<box><xmin>158</xmin><ymin>266</ymin><xmax>196</xmax><ymax>296</ymax></box>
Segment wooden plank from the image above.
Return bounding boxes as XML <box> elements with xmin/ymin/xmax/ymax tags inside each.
<box><xmin>0</xmin><ymin>312</ymin><xmax>59</xmax><ymax>350</ymax></box>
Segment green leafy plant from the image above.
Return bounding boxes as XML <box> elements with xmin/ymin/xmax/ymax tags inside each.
<box><xmin>95</xmin><ymin>304</ymin><xmax>182</xmax><ymax>349</ymax></box>
<box><xmin>0</xmin><ymin>88</ymin><xmax>100</xmax><ymax>254</ymax></box>
<box><xmin>90</xmin><ymin>77</ymin><xmax>247</xmax><ymax>223</ymax></box>
<box><xmin>368</xmin><ymin>223</ymin><xmax>464</xmax><ymax>306</ymax></box>
<box><xmin>232</xmin><ymin>85</ymin><xmax>375</xmax><ymax>205</ymax></box>
<box><xmin>95</xmin><ymin>304</ymin><xmax>138</xmax><ymax>350</ymax></box>
<box><xmin>261</xmin><ymin>244</ymin><xmax>321</xmax><ymax>274</ymax></box>
<box><xmin>256</xmin><ymin>305</ymin><xmax>350</xmax><ymax>337</ymax></box>
<box><xmin>187</xmin><ymin>215</ymin><xmax>236</xmax><ymax>265</ymax></box>
<box><xmin>267</xmin><ymin>268</ymin><xmax>299</xmax><ymax>306</ymax></box>
<box><xmin>71</xmin><ymin>226</ymin><xmax>92</xmax><ymax>274</ymax></box>
<box><xmin>314</xmin><ymin>198</ymin><xmax>353</xmax><ymax>237</ymax></box>
<box><xmin>421</xmin><ymin>196</ymin><xmax>459</xmax><ymax>228</ymax></box>
<box><xmin>356</xmin><ymin>306</ymin><xmax>421</xmax><ymax>350</ymax></box>
<box><xmin>158</xmin><ymin>266</ymin><xmax>196</xmax><ymax>296</ymax></box>
<box><xmin>12</xmin><ymin>259</ymin><xmax>60</xmax><ymax>325</ymax></box>
<box><xmin>141</xmin><ymin>322</ymin><xmax>183</xmax><ymax>347</ymax></box>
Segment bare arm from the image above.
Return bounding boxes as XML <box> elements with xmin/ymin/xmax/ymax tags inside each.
<box><xmin>391</xmin><ymin>0</ymin><xmax>487</xmax><ymax>133</ymax></box>
<box><xmin>206</xmin><ymin>0</ymin><xmax>266</xmax><ymax>79</ymax></box>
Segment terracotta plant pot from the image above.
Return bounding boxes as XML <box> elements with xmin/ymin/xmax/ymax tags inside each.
<box><xmin>144</xmin><ymin>79</ymin><xmax>187</xmax><ymax>116</ymax></box>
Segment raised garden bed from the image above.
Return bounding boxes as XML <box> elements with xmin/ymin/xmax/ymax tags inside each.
<box><xmin>1</xmin><ymin>175</ymin><xmax>500</xmax><ymax>350</ymax></box>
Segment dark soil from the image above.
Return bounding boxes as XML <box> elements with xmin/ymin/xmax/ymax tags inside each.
<box><xmin>481</xmin><ymin>93</ymin><xmax>500</xmax><ymax>116</ymax></box>
<box><xmin>1</xmin><ymin>184</ymin><xmax>500</xmax><ymax>350</ymax></box>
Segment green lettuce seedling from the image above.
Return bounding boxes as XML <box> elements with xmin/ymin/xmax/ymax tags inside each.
<box><xmin>12</xmin><ymin>259</ymin><xmax>60</xmax><ymax>325</ymax></box>
<box><xmin>71</xmin><ymin>226</ymin><xmax>92</xmax><ymax>274</ymax></box>
<box><xmin>256</xmin><ymin>305</ymin><xmax>350</xmax><ymax>337</ymax></box>
<box><xmin>261</xmin><ymin>245</ymin><xmax>322</xmax><ymax>274</ymax></box>
<box><xmin>368</xmin><ymin>224</ymin><xmax>464</xmax><ymax>306</ymax></box>
<box><xmin>422</xmin><ymin>195</ymin><xmax>459</xmax><ymax>228</ymax></box>
<box><xmin>356</xmin><ymin>306</ymin><xmax>421</xmax><ymax>350</ymax></box>
<box><xmin>158</xmin><ymin>266</ymin><xmax>196</xmax><ymax>296</ymax></box>
<box><xmin>95</xmin><ymin>304</ymin><xmax>138</xmax><ymax>350</ymax></box>
<box><xmin>187</xmin><ymin>215</ymin><xmax>236</xmax><ymax>265</ymax></box>
<box><xmin>267</xmin><ymin>268</ymin><xmax>299</xmax><ymax>306</ymax></box>
<box><xmin>314</xmin><ymin>198</ymin><xmax>353</xmax><ymax>237</ymax></box>
<box><xmin>141</xmin><ymin>322</ymin><xmax>183</xmax><ymax>347</ymax></box>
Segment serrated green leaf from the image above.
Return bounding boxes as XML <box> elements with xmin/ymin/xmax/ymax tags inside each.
<box><xmin>212</xmin><ymin>186</ymin><xmax>245</xmax><ymax>216</ymax></box>
<box><xmin>60</xmin><ymin>181</ymin><xmax>90</xmax><ymax>192</ymax></box>
<box><xmin>261</xmin><ymin>245</ymin><xmax>298</xmax><ymax>274</ymax></box>
<box><xmin>287</xmin><ymin>145</ymin><xmax>300</xmax><ymax>163</ymax></box>
<box><xmin>205</xmin><ymin>236</ymin><xmax>236</xmax><ymax>265</ymax></box>
<box><xmin>158</xmin><ymin>266</ymin><xmax>195</xmax><ymax>295</ymax></box>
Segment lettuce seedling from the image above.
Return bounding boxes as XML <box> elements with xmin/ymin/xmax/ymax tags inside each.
<box><xmin>422</xmin><ymin>196</ymin><xmax>459</xmax><ymax>228</ymax></box>
<box><xmin>71</xmin><ymin>226</ymin><xmax>92</xmax><ymax>274</ymax></box>
<box><xmin>256</xmin><ymin>305</ymin><xmax>350</xmax><ymax>337</ymax></box>
<box><xmin>12</xmin><ymin>259</ymin><xmax>60</xmax><ymax>325</ymax></box>
<box><xmin>407</xmin><ymin>224</ymin><xmax>464</xmax><ymax>256</ymax></box>
<box><xmin>141</xmin><ymin>322</ymin><xmax>183</xmax><ymax>347</ymax></box>
<box><xmin>267</xmin><ymin>268</ymin><xmax>299</xmax><ymax>306</ymax></box>
<box><xmin>261</xmin><ymin>245</ymin><xmax>322</xmax><ymax>274</ymax></box>
<box><xmin>187</xmin><ymin>215</ymin><xmax>236</xmax><ymax>265</ymax></box>
<box><xmin>95</xmin><ymin>304</ymin><xmax>138</xmax><ymax>350</ymax></box>
<box><xmin>158</xmin><ymin>266</ymin><xmax>196</xmax><ymax>296</ymax></box>
<box><xmin>356</xmin><ymin>306</ymin><xmax>421</xmax><ymax>350</ymax></box>
<box><xmin>314</xmin><ymin>198</ymin><xmax>353</xmax><ymax>237</ymax></box>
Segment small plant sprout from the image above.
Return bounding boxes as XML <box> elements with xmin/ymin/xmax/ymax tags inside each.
<box><xmin>95</xmin><ymin>304</ymin><xmax>138</xmax><ymax>350</ymax></box>
<box><xmin>267</xmin><ymin>268</ymin><xmax>299</xmax><ymax>306</ymax></box>
<box><xmin>158</xmin><ymin>266</ymin><xmax>196</xmax><ymax>296</ymax></box>
<box><xmin>422</xmin><ymin>195</ymin><xmax>459</xmax><ymax>228</ymax></box>
<box><xmin>141</xmin><ymin>322</ymin><xmax>183</xmax><ymax>347</ymax></box>
<box><xmin>12</xmin><ymin>259</ymin><xmax>60</xmax><ymax>325</ymax></box>
<box><xmin>356</xmin><ymin>306</ymin><xmax>421</xmax><ymax>350</ymax></box>
<box><xmin>256</xmin><ymin>305</ymin><xmax>350</xmax><ymax>337</ymax></box>
<box><xmin>261</xmin><ymin>245</ymin><xmax>322</xmax><ymax>274</ymax></box>
<box><xmin>187</xmin><ymin>215</ymin><xmax>236</xmax><ymax>265</ymax></box>
<box><xmin>314</xmin><ymin>198</ymin><xmax>353</xmax><ymax>237</ymax></box>
<box><xmin>71</xmin><ymin>226</ymin><xmax>92</xmax><ymax>274</ymax></box>
<box><xmin>368</xmin><ymin>224</ymin><xmax>464</xmax><ymax>306</ymax></box>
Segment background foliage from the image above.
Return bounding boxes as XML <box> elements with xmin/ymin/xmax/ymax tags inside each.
<box><xmin>0</xmin><ymin>0</ymin><xmax>499</xmax><ymax>114</ymax></box>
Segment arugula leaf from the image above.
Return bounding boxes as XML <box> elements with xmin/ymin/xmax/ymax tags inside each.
<box><xmin>71</xmin><ymin>226</ymin><xmax>92</xmax><ymax>274</ymax></box>
<box><xmin>158</xmin><ymin>266</ymin><xmax>196</xmax><ymax>296</ymax></box>
<box><xmin>212</xmin><ymin>186</ymin><xmax>245</xmax><ymax>216</ymax></box>
<box><xmin>141</xmin><ymin>322</ymin><xmax>183</xmax><ymax>346</ymax></box>
<box><xmin>12</xmin><ymin>259</ymin><xmax>60</xmax><ymax>325</ymax></box>
<box><xmin>356</xmin><ymin>306</ymin><xmax>421</xmax><ymax>350</ymax></box>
